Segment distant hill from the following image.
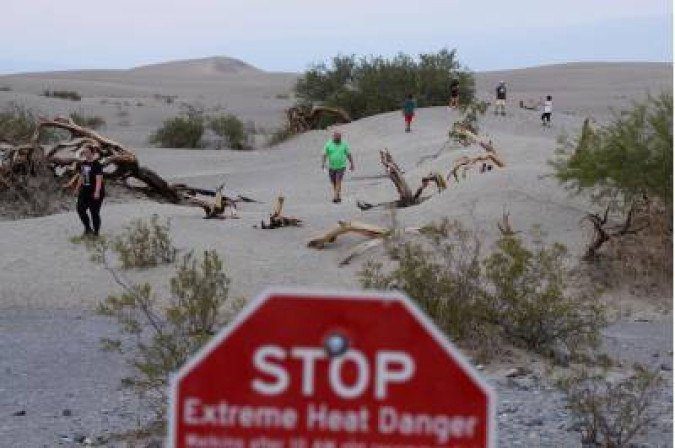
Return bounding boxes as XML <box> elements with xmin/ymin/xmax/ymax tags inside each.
<box><xmin>2</xmin><ymin>56</ymin><xmax>265</xmax><ymax>79</ymax></box>
<box><xmin>127</xmin><ymin>56</ymin><xmax>262</xmax><ymax>77</ymax></box>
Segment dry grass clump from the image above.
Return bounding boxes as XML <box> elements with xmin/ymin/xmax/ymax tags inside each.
<box><xmin>42</xmin><ymin>89</ymin><xmax>81</xmax><ymax>101</ymax></box>
<box><xmin>558</xmin><ymin>366</ymin><xmax>665</xmax><ymax>447</ymax></box>
<box><xmin>98</xmin><ymin>215</ymin><xmax>178</xmax><ymax>269</ymax></box>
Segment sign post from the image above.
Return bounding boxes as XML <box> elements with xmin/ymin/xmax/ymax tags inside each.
<box><xmin>169</xmin><ymin>289</ymin><xmax>496</xmax><ymax>447</ymax></box>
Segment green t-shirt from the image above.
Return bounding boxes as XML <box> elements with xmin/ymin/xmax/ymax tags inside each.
<box><xmin>324</xmin><ymin>140</ymin><xmax>350</xmax><ymax>170</ymax></box>
<box><xmin>403</xmin><ymin>98</ymin><xmax>416</xmax><ymax>115</ymax></box>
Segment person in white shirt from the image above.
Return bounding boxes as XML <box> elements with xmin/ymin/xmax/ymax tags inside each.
<box><xmin>541</xmin><ymin>95</ymin><xmax>552</xmax><ymax>126</ymax></box>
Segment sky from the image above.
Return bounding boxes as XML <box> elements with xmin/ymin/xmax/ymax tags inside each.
<box><xmin>2</xmin><ymin>0</ymin><xmax>672</xmax><ymax>74</ymax></box>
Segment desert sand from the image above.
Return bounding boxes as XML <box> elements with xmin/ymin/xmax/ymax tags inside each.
<box><xmin>0</xmin><ymin>58</ymin><xmax>672</xmax><ymax>446</ymax></box>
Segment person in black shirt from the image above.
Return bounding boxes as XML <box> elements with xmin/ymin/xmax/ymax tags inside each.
<box><xmin>495</xmin><ymin>81</ymin><xmax>507</xmax><ymax>115</ymax></box>
<box><xmin>76</xmin><ymin>145</ymin><xmax>105</xmax><ymax>236</ymax></box>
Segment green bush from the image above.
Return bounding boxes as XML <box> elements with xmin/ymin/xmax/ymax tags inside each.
<box><xmin>149</xmin><ymin>115</ymin><xmax>204</xmax><ymax>148</ymax></box>
<box><xmin>558</xmin><ymin>366</ymin><xmax>664</xmax><ymax>447</ymax></box>
<box><xmin>553</xmin><ymin>94</ymin><xmax>672</xmax><ymax>293</ymax></box>
<box><xmin>98</xmin><ymin>250</ymin><xmax>243</xmax><ymax>419</ymax></box>
<box><xmin>42</xmin><ymin>89</ymin><xmax>81</xmax><ymax>101</ymax></box>
<box><xmin>89</xmin><ymin>215</ymin><xmax>178</xmax><ymax>269</ymax></box>
<box><xmin>0</xmin><ymin>103</ymin><xmax>63</xmax><ymax>145</ymax></box>
<box><xmin>553</xmin><ymin>94</ymin><xmax>672</xmax><ymax>209</ymax></box>
<box><xmin>0</xmin><ymin>103</ymin><xmax>36</xmax><ymax>144</ymax></box>
<box><xmin>295</xmin><ymin>48</ymin><xmax>475</xmax><ymax>120</ymax></box>
<box><xmin>69</xmin><ymin>111</ymin><xmax>105</xmax><ymax>129</ymax></box>
<box><xmin>483</xmin><ymin>233</ymin><xmax>604</xmax><ymax>353</ymax></box>
<box><xmin>209</xmin><ymin>114</ymin><xmax>249</xmax><ymax>150</ymax></box>
<box><xmin>359</xmin><ymin>219</ymin><xmax>604</xmax><ymax>360</ymax></box>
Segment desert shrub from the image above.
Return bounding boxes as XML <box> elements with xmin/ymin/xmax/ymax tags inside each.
<box><xmin>98</xmin><ymin>249</ymin><xmax>243</xmax><ymax>419</ymax></box>
<box><xmin>266</xmin><ymin>125</ymin><xmax>294</xmax><ymax>147</ymax></box>
<box><xmin>553</xmin><ymin>94</ymin><xmax>672</xmax><ymax>293</ymax></box>
<box><xmin>295</xmin><ymin>48</ymin><xmax>475</xmax><ymax>120</ymax></box>
<box><xmin>359</xmin><ymin>219</ymin><xmax>604</xmax><ymax>360</ymax></box>
<box><xmin>360</xmin><ymin>221</ymin><xmax>491</xmax><ymax>341</ymax></box>
<box><xmin>554</xmin><ymin>94</ymin><xmax>672</xmax><ymax>209</ymax></box>
<box><xmin>42</xmin><ymin>89</ymin><xmax>81</xmax><ymax>101</ymax></box>
<box><xmin>209</xmin><ymin>114</ymin><xmax>249</xmax><ymax>150</ymax></box>
<box><xmin>69</xmin><ymin>111</ymin><xmax>105</xmax><ymax>129</ymax></box>
<box><xmin>0</xmin><ymin>149</ymin><xmax>69</xmax><ymax>219</ymax></box>
<box><xmin>483</xmin><ymin>233</ymin><xmax>605</xmax><ymax>353</ymax></box>
<box><xmin>0</xmin><ymin>103</ymin><xmax>36</xmax><ymax>144</ymax></box>
<box><xmin>0</xmin><ymin>103</ymin><xmax>64</xmax><ymax>145</ymax></box>
<box><xmin>108</xmin><ymin>215</ymin><xmax>177</xmax><ymax>269</ymax></box>
<box><xmin>0</xmin><ymin>86</ymin><xmax>11</xmax><ymax>92</ymax></box>
<box><xmin>559</xmin><ymin>366</ymin><xmax>664</xmax><ymax>447</ymax></box>
<box><xmin>149</xmin><ymin>115</ymin><xmax>204</xmax><ymax>148</ymax></box>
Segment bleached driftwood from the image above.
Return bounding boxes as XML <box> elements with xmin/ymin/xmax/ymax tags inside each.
<box><xmin>357</xmin><ymin>149</ymin><xmax>447</xmax><ymax>210</ymax></box>
<box><xmin>308</xmin><ymin>220</ymin><xmax>421</xmax><ymax>265</ymax></box>
<box><xmin>1</xmin><ymin>117</ymin><xmax>257</xmax><ymax>218</ymax></box>
<box><xmin>260</xmin><ymin>195</ymin><xmax>303</xmax><ymax>229</ymax></box>
<box><xmin>286</xmin><ymin>105</ymin><xmax>352</xmax><ymax>134</ymax></box>
<box><xmin>449</xmin><ymin>153</ymin><xmax>505</xmax><ymax>182</ymax></box>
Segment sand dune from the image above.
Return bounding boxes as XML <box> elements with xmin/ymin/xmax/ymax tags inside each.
<box><xmin>0</xmin><ymin>60</ymin><xmax>672</xmax><ymax>308</ymax></box>
<box><xmin>0</xmin><ymin>59</ymin><xmax>672</xmax><ymax>447</ymax></box>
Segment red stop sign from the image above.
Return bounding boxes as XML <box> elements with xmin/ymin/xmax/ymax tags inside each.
<box><xmin>169</xmin><ymin>289</ymin><xmax>496</xmax><ymax>447</ymax></box>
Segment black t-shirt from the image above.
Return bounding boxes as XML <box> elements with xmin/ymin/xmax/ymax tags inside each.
<box><xmin>496</xmin><ymin>85</ymin><xmax>507</xmax><ymax>100</ymax></box>
<box><xmin>80</xmin><ymin>160</ymin><xmax>105</xmax><ymax>196</ymax></box>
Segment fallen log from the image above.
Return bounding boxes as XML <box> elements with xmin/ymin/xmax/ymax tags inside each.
<box><xmin>286</xmin><ymin>105</ymin><xmax>352</xmax><ymax>134</ymax></box>
<box><xmin>453</xmin><ymin>126</ymin><xmax>497</xmax><ymax>153</ymax></box>
<box><xmin>308</xmin><ymin>221</ymin><xmax>391</xmax><ymax>249</ymax></box>
<box><xmin>357</xmin><ymin>149</ymin><xmax>447</xmax><ymax>211</ymax></box>
<box><xmin>308</xmin><ymin>220</ymin><xmax>421</xmax><ymax>265</ymax></box>
<box><xmin>449</xmin><ymin>153</ymin><xmax>505</xmax><ymax>182</ymax></box>
<box><xmin>1</xmin><ymin>117</ymin><xmax>258</xmax><ymax>218</ymax></box>
<box><xmin>261</xmin><ymin>195</ymin><xmax>303</xmax><ymax>229</ymax></box>
<box><xmin>182</xmin><ymin>185</ymin><xmax>239</xmax><ymax>219</ymax></box>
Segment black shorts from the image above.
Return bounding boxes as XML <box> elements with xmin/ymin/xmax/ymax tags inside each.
<box><xmin>329</xmin><ymin>168</ymin><xmax>346</xmax><ymax>183</ymax></box>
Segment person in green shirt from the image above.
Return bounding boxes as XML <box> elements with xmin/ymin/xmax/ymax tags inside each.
<box><xmin>402</xmin><ymin>93</ymin><xmax>416</xmax><ymax>132</ymax></box>
<box><xmin>321</xmin><ymin>131</ymin><xmax>355</xmax><ymax>203</ymax></box>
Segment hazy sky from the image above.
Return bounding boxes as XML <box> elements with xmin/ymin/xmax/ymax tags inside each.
<box><xmin>2</xmin><ymin>0</ymin><xmax>672</xmax><ymax>74</ymax></box>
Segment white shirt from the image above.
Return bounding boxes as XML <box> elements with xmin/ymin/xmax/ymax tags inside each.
<box><xmin>543</xmin><ymin>100</ymin><xmax>552</xmax><ymax>113</ymax></box>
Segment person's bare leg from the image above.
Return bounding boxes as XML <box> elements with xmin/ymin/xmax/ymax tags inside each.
<box><xmin>335</xmin><ymin>178</ymin><xmax>342</xmax><ymax>202</ymax></box>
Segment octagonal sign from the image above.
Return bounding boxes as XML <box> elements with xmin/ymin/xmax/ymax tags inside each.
<box><xmin>169</xmin><ymin>289</ymin><xmax>496</xmax><ymax>447</ymax></box>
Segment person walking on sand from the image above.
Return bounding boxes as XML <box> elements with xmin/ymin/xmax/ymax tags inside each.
<box><xmin>449</xmin><ymin>80</ymin><xmax>460</xmax><ymax>108</ymax></box>
<box><xmin>495</xmin><ymin>81</ymin><xmax>507</xmax><ymax>115</ymax></box>
<box><xmin>541</xmin><ymin>95</ymin><xmax>553</xmax><ymax>127</ymax></box>
<box><xmin>321</xmin><ymin>131</ymin><xmax>354</xmax><ymax>203</ymax></box>
<box><xmin>402</xmin><ymin>93</ymin><xmax>416</xmax><ymax>132</ymax></box>
<box><xmin>76</xmin><ymin>145</ymin><xmax>105</xmax><ymax>236</ymax></box>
